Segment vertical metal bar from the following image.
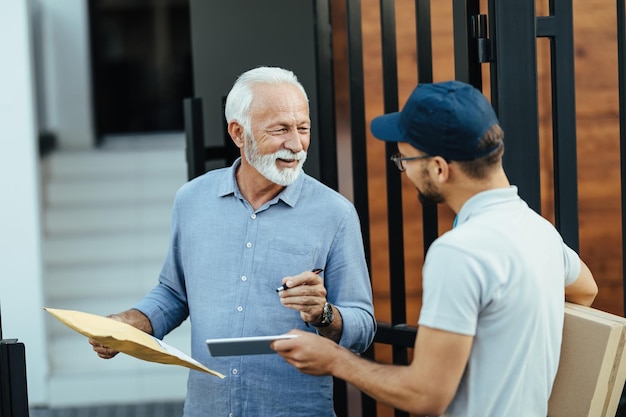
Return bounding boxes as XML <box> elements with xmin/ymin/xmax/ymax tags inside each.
<box><xmin>380</xmin><ymin>0</ymin><xmax>408</xmax><ymax>332</ymax></box>
<box><xmin>488</xmin><ymin>0</ymin><xmax>542</xmax><ymax>212</ymax></box>
<box><xmin>545</xmin><ymin>0</ymin><xmax>580</xmax><ymax>250</ymax></box>
<box><xmin>415</xmin><ymin>0</ymin><xmax>433</xmax><ymax>83</ymax></box>
<box><xmin>314</xmin><ymin>2</ymin><xmax>346</xmax><ymax>413</ymax></box>
<box><xmin>346</xmin><ymin>0</ymin><xmax>371</xmax><ymax>271</ymax></box>
<box><xmin>314</xmin><ymin>0</ymin><xmax>340</xmax><ymax>191</ymax></box>
<box><xmin>452</xmin><ymin>0</ymin><xmax>482</xmax><ymax>87</ymax></box>
<box><xmin>618</xmin><ymin>0</ymin><xmax>626</xmax><ymax>314</ymax></box>
<box><xmin>0</xmin><ymin>339</ymin><xmax>30</xmax><ymax>417</ymax></box>
<box><xmin>415</xmin><ymin>0</ymin><xmax>439</xmax><ymax>253</ymax></box>
<box><xmin>379</xmin><ymin>3</ymin><xmax>410</xmax><ymax>416</ymax></box>
<box><xmin>183</xmin><ymin>97</ymin><xmax>206</xmax><ymax>181</ymax></box>
<box><xmin>345</xmin><ymin>1</ymin><xmax>377</xmax><ymax>415</ymax></box>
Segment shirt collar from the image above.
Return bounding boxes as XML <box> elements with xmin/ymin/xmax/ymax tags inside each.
<box><xmin>454</xmin><ymin>186</ymin><xmax>520</xmax><ymax>227</ymax></box>
<box><xmin>218</xmin><ymin>157</ymin><xmax>305</xmax><ymax>208</ymax></box>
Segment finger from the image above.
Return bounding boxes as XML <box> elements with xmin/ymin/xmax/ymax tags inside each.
<box><xmin>97</xmin><ymin>351</ymin><xmax>118</xmax><ymax>359</ymax></box>
<box><xmin>279</xmin><ymin>270</ymin><xmax>324</xmax><ymax>292</ymax></box>
<box><xmin>272</xmin><ymin>330</ymin><xmax>306</xmax><ymax>351</ymax></box>
<box><xmin>281</xmin><ymin>293</ymin><xmax>325</xmax><ymax>305</ymax></box>
<box><xmin>279</xmin><ymin>284</ymin><xmax>327</xmax><ymax>302</ymax></box>
<box><xmin>95</xmin><ymin>346</ymin><xmax>118</xmax><ymax>359</ymax></box>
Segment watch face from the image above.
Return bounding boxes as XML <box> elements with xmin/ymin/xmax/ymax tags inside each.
<box><xmin>322</xmin><ymin>302</ymin><xmax>333</xmax><ymax>323</ymax></box>
<box><xmin>313</xmin><ymin>302</ymin><xmax>333</xmax><ymax>327</ymax></box>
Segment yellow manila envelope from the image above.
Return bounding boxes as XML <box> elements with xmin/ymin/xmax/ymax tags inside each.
<box><xmin>44</xmin><ymin>307</ymin><xmax>224</xmax><ymax>378</ymax></box>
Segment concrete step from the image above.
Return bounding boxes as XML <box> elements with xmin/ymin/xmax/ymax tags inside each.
<box><xmin>29</xmin><ymin>401</ymin><xmax>185</xmax><ymax>417</ymax></box>
<box><xmin>47</xmin><ymin>370</ymin><xmax>188</xmax><ymax>408</ymax></box>
<box><xmin>45</xmin><ymin>149</ymin><xmax>186</xmax><ymax>179</ymax></box>
<box><xmin>43</xmin><ymin>232</ymin><xmax>169</xmax><ymax>266</ymax></box>
<box><xmin>43</xmin><ymin>176</ymin><xmax>185</xmax><ymax>208</ymax></box>
<box><xmin>45</xmin><ymin>134</ymin><xmax>186</xmax><ymax>180</ymax></box>
<box><xmin>47</xmin><ymin>367</ymin><xmax>188</xmax><ymax>407</ymax></box>
<box><xmin>45</xmin><ymin>261</ymin><xmax>163</xmax><ymax>300</ymax></box>
<box><xmin>44</xmin><ymin>204</ymin><xmax>172</xmax><ymax>235</ymax></box>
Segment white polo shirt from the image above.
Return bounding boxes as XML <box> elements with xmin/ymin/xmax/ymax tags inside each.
<box><xmin>418</xmin><ymin>186</ymin><xmax>581</xmax><ymax>417</ymax></box>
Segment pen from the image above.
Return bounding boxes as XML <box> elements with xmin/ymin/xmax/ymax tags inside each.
<box><xmin>276</xmin><ymin>268</ymin><xmax>323</xmax><ymax>292</ymax></box>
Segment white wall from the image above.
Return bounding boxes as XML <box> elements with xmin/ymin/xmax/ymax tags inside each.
<box><xmin>37</xmin><ymin>0</ymin><xmax>93</xmax><ymax>149</ymax></box>
<box><xmin>0</xmin><ymin>0</ymin><xmax>49</xmax><ymax>406</ymax></box>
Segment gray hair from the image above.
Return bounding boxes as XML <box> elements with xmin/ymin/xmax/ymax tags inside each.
<box><xmin>224</xmin><ymin>66</ymin><xmax>308</xmax><ymax>134</ymax></box>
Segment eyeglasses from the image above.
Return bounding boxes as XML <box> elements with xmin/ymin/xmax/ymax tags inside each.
<box><xmin>390</xmin><ymin>153</ymin><xmax>433</xmax><ymax>172</ymax></box>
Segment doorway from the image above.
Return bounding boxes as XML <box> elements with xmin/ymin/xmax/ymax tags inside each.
<box><xmin>88</xmin><ymin>0</ymin><xmax>193</xmax><ymax>145</ymax></box>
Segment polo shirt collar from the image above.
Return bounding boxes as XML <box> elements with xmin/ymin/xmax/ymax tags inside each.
<box><xmin>454</xmin><ymin>186</ymin><xmax>520</xmax><ymax>227</ymax></box>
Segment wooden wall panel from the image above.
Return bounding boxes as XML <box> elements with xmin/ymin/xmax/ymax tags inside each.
<box><xmin>573</xmin><ymin>0</ymin><xmax>622</xmax><ymax>315</ymax></box>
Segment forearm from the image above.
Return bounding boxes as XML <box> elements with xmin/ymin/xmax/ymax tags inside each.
<box><xmin>109</xmin><ymin>309</ymin><xmax>153</xmax><ymax>335</ymax></box>
<box><xmin>565</xmin><ymin>260</ymin><xmax>598</xmax><ymax>306</ymax></box>
<box><xmin>330</xmin><ymin>347</ymin><xmax>443</xmax><ymax>416</ymax></box>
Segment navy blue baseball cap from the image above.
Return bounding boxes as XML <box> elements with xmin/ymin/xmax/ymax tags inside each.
<box><xmin>370</xmin><ymin>81</ymin><xmax>500</xmax><ymax>161</ymax></box>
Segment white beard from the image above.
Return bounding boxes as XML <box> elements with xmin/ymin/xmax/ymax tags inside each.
<box><xmin>243</xmin><ymin>132</ymin><xmax>307</xmax><ymax>186</ymax></box>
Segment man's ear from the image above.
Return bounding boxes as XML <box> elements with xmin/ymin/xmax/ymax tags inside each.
<box><xmin>228</xmin><ymin>121</ymin><xmax>245</xmax><ymax>149</ymax></box>
<box><xmin>432</xmin><ymin>156</ymin><xmax>450</xmax><ymax>183</ymax></box>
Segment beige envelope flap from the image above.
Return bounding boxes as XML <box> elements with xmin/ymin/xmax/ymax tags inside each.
<box><xmin>44</xmin><ymin>307</ymin><xmax>224</xmax><ymax>379</ymax></box>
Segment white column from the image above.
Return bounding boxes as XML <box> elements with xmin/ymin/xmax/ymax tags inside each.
<box><xmin>0</xmin><ymin>0</ymin><xmax>48</xmax><ymax>406</ymax></box>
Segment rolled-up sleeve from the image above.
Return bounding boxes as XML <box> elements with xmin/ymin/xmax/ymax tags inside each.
<box><xmin>325</xmin><ymin>206</ymin><xmax>376</xmax><ymax>352</ymax></box>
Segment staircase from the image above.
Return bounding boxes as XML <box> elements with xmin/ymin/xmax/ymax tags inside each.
<box><xmin>41</xmin><ymin>133</ymin><xmax>193</xmax><ymax>407</ymax></box>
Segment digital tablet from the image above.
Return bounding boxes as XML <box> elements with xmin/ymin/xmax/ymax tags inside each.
<box><xmin>206</xmin><ymin>334</ymin><xmax>298</xmax><ymax>356</ymax></box>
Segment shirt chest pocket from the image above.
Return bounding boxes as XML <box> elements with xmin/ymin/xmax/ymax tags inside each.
<box><xmin>256</xmin><ymin>238</ymin><xmax>320</xmax><ymax>286</ymax></box>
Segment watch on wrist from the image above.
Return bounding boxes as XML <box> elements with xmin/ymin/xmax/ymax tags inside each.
<box><xmin>312</xmin><ymin>302</ymin><xmax>334</xmax><ymax>327</ymax></box>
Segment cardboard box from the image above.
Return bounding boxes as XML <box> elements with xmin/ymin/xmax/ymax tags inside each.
<box><xmin>548</xmin><ymin>303</ymin><xmax>626</xmax><ymax>417</ymax></box>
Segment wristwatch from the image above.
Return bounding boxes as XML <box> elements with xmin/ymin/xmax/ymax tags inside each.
<box><xmin>311</xmin><ymin>302</ymin><xmax>334</xmax><ymax>327</ymax></box>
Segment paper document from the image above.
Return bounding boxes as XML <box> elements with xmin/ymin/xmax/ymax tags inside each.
<box><xmin>44</xmin><ymin>307</ymin><xmax>224</xmax><ymax>378</ymax></box>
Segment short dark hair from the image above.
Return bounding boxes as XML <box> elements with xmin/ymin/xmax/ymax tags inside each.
<box><xmin>455</xmin><ymin>124</ymin><xmax>504</xmax><ymax>179</ymax></box>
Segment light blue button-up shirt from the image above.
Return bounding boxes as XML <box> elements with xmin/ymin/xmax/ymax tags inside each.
<box><xmin>134</xmin><ymin>159</ymin><xmax>375</xmax><ymax>417</ymax></box>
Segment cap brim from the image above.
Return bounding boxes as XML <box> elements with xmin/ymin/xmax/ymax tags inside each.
<box><xmin>370</xmin><ymin>112</ymin><xmax>407</xmax><ymax>143</ymax></box>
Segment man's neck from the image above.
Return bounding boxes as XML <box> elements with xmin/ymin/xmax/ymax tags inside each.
<box><xmin>446</xmin><ymin>169</ymin><xmax>510</xmax><ymax>214</ymax></box>
<box><xmin>236</xmin><ymin>162</ymin><xmax>285</xmax><ymax>211</ymax></box>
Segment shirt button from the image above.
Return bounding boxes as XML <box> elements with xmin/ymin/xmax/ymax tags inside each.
<box><xmin>246</xmin><ymin>242</ymin><xmax>252</xmax><ymax>248</ymax></box>
<box><xmin>241</xmin><ymin>276</ymin><xmax>247</xmax><ymax>282</ymax></box>
<box><xmin>229</xmin><ymin>414</ymin><xmax>234</xmax><ymax>417</ymax></box>
<box><xmin>232</xmin><ymin>369</ymin><xmax>238</xmax><ymax>375</ymax></box>
<box><xmin>250</xmin><ymin>214</ymin><xmax>256</xmax><ymax>219</ymax></box>
<box><xmin>237</xmin><ymin>306</ymin><xmax>243</xmax><ymax>312</ymax></box>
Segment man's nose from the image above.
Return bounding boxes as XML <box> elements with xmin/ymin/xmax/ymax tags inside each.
<box><xmin>283</xmin><ymin>131</ymin><xmax>305</xmax><ymax>152</ymax></box>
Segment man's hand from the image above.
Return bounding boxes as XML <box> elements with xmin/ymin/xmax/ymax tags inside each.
<box><xmin>88</xmin><ymin>314</ymin><xmax>124</xmax><ymax>359</ymax></box>
<box><xmin>271</xmin><ymin>330</ymin><xmax>343</xmax><ymax>376</ymax></box>
<box><xmin>88</xmin><ymin>309</ymin><xmax>153</xmax><ymax>360</ymax></box>
<box><xmin>278</xmin><ymin>270</ymin><xmax>327</xmax><ymax>324</ymax></box>
<box><xmin>89</xmin><ymin>338</ymin><xmax>119</xmax><ymax>359</ymax></box>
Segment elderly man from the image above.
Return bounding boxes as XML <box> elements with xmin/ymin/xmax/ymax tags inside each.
<box><xmin>90</xmin><ymin>67</ymin><xmax>376</xmax><ymax>417</ymax></box>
